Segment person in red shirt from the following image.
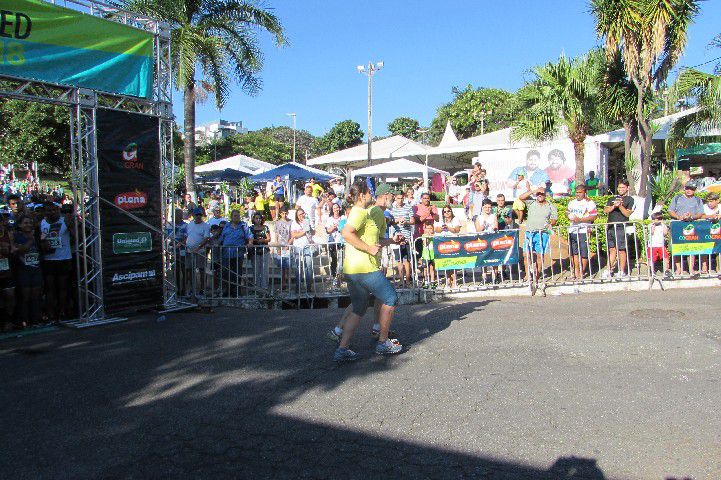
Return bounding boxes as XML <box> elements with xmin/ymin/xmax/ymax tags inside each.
<box><xmin>412</xmin><ymin>192</ymin><xmax>439</xmax><ymax>237</ymax></box>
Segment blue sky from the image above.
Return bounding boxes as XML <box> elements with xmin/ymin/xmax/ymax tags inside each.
<box><xmin>174</xmin><ymin>0</ymin><xmax>721</xmax><ymax>138</ymax></box>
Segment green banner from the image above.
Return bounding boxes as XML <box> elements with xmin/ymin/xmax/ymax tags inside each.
<box><xmin>0</xmin><ymin>0</ymin><xmax>153</xmax><ymax>97</ymax></box>
<box><xmin>670</xmin><ymin>221</ymin><xmax>721</xmax><ymax>256</ymax></box>
<box><xmin>113</xmin><ymin>231</ymin><xmax>152</xmax><ymax>254</ymax></box>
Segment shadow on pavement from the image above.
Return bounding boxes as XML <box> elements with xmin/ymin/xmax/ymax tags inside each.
<box><xmin>0</xmin><ymin>300</ymin><xmax>608</xmax><ymax>479</ymax></box>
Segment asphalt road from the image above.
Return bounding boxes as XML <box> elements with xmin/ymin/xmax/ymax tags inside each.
<box><xmin>1</xmin><ymin>288</ymin><xmax>720</xmax><ymax>479</ymax></box>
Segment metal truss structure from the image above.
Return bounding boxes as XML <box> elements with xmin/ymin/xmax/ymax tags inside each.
<box><xmin>0</xmin><ymin>0</ymin><xmax>177</xmax><ymax>324</ymax></box>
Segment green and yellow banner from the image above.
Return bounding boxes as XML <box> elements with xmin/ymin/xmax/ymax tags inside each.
<box><xmin>670</xmin><ymin>221</ymin><xmax>721</xmax><ymax>256</ymax></box>
<box><xmin>0</xmin><ymin>0</ymin><xmax>153</xmax><ymax>97</ymax></box>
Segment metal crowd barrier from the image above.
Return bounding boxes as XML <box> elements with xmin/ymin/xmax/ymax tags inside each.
<box><xmin>172</xmin><ymin>220</ymin><xmax>719</xmax><ymax>307</ymax></box>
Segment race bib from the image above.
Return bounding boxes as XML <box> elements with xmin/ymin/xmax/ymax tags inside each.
<box><xmin>24</xmin><ymin>253</ymin><xmax>40</xmax><ymax>266</ymax></box>
<box><xmin>0</xmin><ymin>258</ymin><xmax>8</xmax><ymax>271</ymax></box>
<box><xmin>48</xmin><ymin>236</ymin><xmax>62</xmax><ymax>249</ymax></box>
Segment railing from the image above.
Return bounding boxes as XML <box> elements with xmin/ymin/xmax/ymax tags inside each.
<box><xmin>173</xmin><ymin>220</ymin><xmax>720</xmax><ymax>307</ymax></box>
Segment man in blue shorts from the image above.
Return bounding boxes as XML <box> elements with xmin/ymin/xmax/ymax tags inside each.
<box><xmin>519</xmin><ymin>186</ymin><xmax>558</xmax><ymax>282</ymax></box>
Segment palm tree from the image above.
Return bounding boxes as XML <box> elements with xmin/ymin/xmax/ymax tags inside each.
<box><xmin>669</xmin><ymin>35</ymin><xmax>721</xmax><ymax>147</ymax></box>
<box><xmin>591</xmin><ymin>0</ymin><xmax>700</xmax><ymax>197</ymax></box>
<box><xmin>125</xmin><ymin>0</ymin><xmax>286</xmax><ymax>198</ymax></box>
<box><xmin>512</xmin><ymin>52</ymin><xmax>602</xmax><ymax>184</ymax></box>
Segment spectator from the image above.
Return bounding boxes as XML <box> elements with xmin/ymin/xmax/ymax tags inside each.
<box><xmin>603</xmin><ymin>180</ymin><xmax>635</xmax><ymax>279</ymax></box>
<box><xmin>219</xmin><ymin>209</ymin><xmax>253</xmax><ymax>296</ymax></box>
<box><xmin>519</xmin><ymin>186</ymin><xmax>558</xmax><ymax>284</ymax></box>
<box><xmin>207</xmin><ymin>206</ymin><xmax>228</xmax><ymax>227</ymax></box>
<box><xmin>295</xmin><ymin>184</ymin><xmax>320</xmax><ymax>229</ymax></box>
<box><xmin>290</xmin><ymin>207</ymin><xmax>314</xmax><ymax>290</ymax></box>
<box><xmin>404</xmin><ymin>188</ymin><xmax>416</xmax><ymax>207</ymax></box>
<box><xmin>467</xmin><ymin>181</ymin><xmax>487</xmax><ymax>223</ymax></box>
<box><xmin>701</xmin><ymin>193</ymin><xmax>720</xmax><ymax>274</ymax></box>
<box><xmin>390</xmin><ymin>192</ymin><xmax>414</xmax><ymax>287</ymax></box>
<box><xmin>445</xmin><ymin>176</ymin><xmax>463</xmax><ymax>205</ymax></box>
<box><xmin>648</xmin><ymin>212</ymin><xmax>670</xmax><ymax>277</ymax></box>
<box><xmin>330</xmin><ymin>178</ymin><xmax>345</xmax><ymax>198</ymax></box>
<box><xmin>325</xmin><ymin>202</ymin><xmax>345</xmax><ymax>285</ymax></box>
<box><xmin>0</xmin><ymin>211</ymin><xmax>15</xmax><ymax>331</ymax></box>
<box><xmin>185</xmin><ymin>207</ymin><xmax>211</xmax><ymax>297</ymax></box>
<box><xmin>40</xmin><ymin>202</ymin><xmax>73</xmax><ymax>321</ymax></box>
<box><xmin>13</xmin><ymin>214</ymin><xmax>43</xmax><ymax>327</ymax></box>
<box><xmin>513</xmin><ymin>172</ymin><xmax>531</xmax><ymax>199</ymax></box>
<box><xmin>413</xmin><ymin>179</ymin><xmax>429</xmax><ymax>205</ymax></box>
<box><xmin>566</xmin><ymin>184</ymin><xmax>598</xmax><ymax>279</ymax></box>
<box><xmin>248</xmin><ymin>212</ymin><xmax>270</xmax><ymax>290</ymax></box>
<box><xmin>586</xmin><ymin>171</ymin><xmax>600</xmax><ymax>197</ymax></box>
<box><xmin>475</xmin><ymin>199</ymin><xmax>499</xmax><ymax>234</ymax></box>
<box><xmin>181</xmin><ymin>193</ymin><xmax>196</xmax><ymax>220</ymax></box>
<box><xmin>271</xmin><ymin>175</ymin><xmax>285</xmax><ymax>221</ymax></box>
<box><xmin>493</xmin><ymin>194</ymin><xmax>513</xmax><ymax>230</ymax></box>
<box><xmin>308</xmin><ymin>177</ymin><xmax>325</xmax><ymax>198</ymax></box>
<box><xmin>669</xmin><ymin>182</ymin><xmax>704</xmax><ymax>276</ymax></box>
<box><xmin>254</xmin><ymin>189</ymin><xmax>267</xmax><ymax>219</ymax></box>
<box><xmin>418</xmin><ymin>221</ymin><xmax>436</xmax><ymax>287</ymax></box>
<box><xmin>435</xmin><ymin>205</ymin><xmax>462</xmax><ymax>236</ymax></box>
<box><xmin>413</xmin><ymin>192</ymin><xmax>439</xmax><ymax>237</ymax></box>
<box><xmin>274</xmin><ymin>205</ymin><xmax>293</xmax><ymax>286</ymax></box>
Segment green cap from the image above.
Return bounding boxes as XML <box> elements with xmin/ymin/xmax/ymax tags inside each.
<box><xmin>375</xmin><ymin>183</ymin><xmax>393</xmax><ymax>197</ymax></box>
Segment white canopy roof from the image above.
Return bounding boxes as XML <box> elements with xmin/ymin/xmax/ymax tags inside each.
<box><xmin>351</xmin><ymin>158</ymin><xmax>449</xmax><ymax>181</ymax></box>
<box><xmin>195</xmin><ymin>153</ymin><xmax>275</xmax><ymax>174</ymax></box>
<box><xmin>438</xmin><ymin>120</ymin><xmax>459</xmax><ymax>147</ymax></box>
<box><xmin>307</xmin><ymin>135</ymin><xmax>430</xmax><ymax>168</ymax></box>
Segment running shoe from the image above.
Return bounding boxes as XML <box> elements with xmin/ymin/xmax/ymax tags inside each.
<box><xmin>375</xmin><ymin>339</ymin><xmax>403</xmax><ymax>355</ymax></box>
<box><xmin>333</xmin><ymin>347</ymin><xmax>360</xmax><ymax>363</ymax></box>
<box><xmin>326</xmin><ymin>328</ymin><xmax>341</xmax><ymax>344</ymax></box>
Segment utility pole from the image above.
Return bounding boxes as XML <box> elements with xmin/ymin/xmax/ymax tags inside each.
<box><xmin>286</xmin><ymin>113</ymin><xmax>297</xmax><ymax>163</ymax></box>
<box><xmin>357</xmin><ymin>61</ymin><xmax>384</xmax><ymax>165</ymax></box>
<box><xmin>478</xmin><ymin>108</ymin><xmax>492</xmax><ymax>135</ymax></box>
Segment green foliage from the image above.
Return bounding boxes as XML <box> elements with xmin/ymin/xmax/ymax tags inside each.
<box><xmin>314</xmin><ymin>120</ymin><xmax>364</xmax><ymax>154</ymax></box>
<box><xmin>387</xmin><ymin>117</ymin><xmax>421</xmax><ymax>140</ymax></box>
<box><xmin>429</xmin><ymin>86</ymin><xmax>515</xmax><ymax>143</ymax></box>
<box><xmin>669</xmin><ymin>66</ymin><xmax>721</xmax><ymax>149</ymax></box>
<box><xmin>258</xmin><ymin>126</ymin><xmax>321</xmax><ymax>160</ymax></box>
<box><xmin>0</xmin><ymin>99</ymin><xmax>71</xmax><ymax>175</ymax></box>
<box><xmin>230</xmin><ymin>131</ymin><xmax>291</xmax><ymax>164</ymax></box>
<box><xmin>649</xmin><ymin>164</ymin><xmax>682</xmax><ymax>204</ymax></box>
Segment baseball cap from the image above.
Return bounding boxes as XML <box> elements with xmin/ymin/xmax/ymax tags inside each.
<box><xmin>374</xmin><ymin>183</ymin><xmax>393</xmax><ymax>197</ymax></box>
<box><xmin>684</xmin><ymin>181</ymin><xmax>697</xmax><ymax>190</ymax></box>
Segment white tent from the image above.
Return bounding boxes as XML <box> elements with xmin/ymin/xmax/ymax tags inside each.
<box><xmin>195</xmin><ymin>153</ymin><xmax>274</xmax><ymax>175</ymax></box>
<box><xmin>307</xmin><ymin>135</ymin><xmax>430</xmax><ymax>168</ymax></box>
<box><xmin>351</xmin><ymin>158</ymin><xmax>449</xmax><ymax>185</ymax></box>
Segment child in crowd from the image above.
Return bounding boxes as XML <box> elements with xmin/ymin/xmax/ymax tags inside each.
<box><xmin>254</xmin><ymin>190</ymin><xmax>267</xmax><ymax>220</ymax></box>
<box><xmin>418</xmin><ymin>220</ymin><xmax>436</xmax><ymax>288</ymax></box>
<box><xmin>648</xmin><ymin>212</ymin><xmax>670</xmax><ymax>277</ymax></box>
<box><xmin>702</xmin><ymin>193</ymin><xmax>720</xmax><ymax>274</ymax></box>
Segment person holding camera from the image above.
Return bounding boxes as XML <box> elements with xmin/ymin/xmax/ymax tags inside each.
<box><xmin>603</xmin><ymin>180</ymin><xmax>635</xmax><ymax>279</ymax></box>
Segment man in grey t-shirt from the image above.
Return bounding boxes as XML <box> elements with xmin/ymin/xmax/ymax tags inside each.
<box><xmin>669</xmin><ymin>182</ymin><xmax>704</xmax><ymax>276</ymax></box>
<box><xmin>519</xmin><ymin>187</ymin><xmax>558</xmax><ymax>282</ymax></box>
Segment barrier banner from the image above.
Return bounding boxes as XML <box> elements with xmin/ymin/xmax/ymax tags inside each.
<box><xmin>432</xmin><ymin>231</ymin><xmax>519</xmax><ymax>270</ymax></box>
<box><xmin>97</xmin><ymin>109</ymin><xmax>163</xmax><ymax>314</ymax></box>
<box><xmin>670</xmin><ymin>220</ymin><xmax>721</xmax><ymax>256</ymax></box>
<box><xmin>0</xmin><ymin>0</ymin><xmax>153</xmax><ymax>97</ymax></box>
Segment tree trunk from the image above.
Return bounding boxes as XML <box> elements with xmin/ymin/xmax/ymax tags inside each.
<box><xmin>622</xmin><ymin>120</ymin><xmax>638</xmax><ymax>196</ymax></box>
<box><xmin>183</xmin><ymin>83</ymin><xmax>196</xmax><ymax>200</ymax></box>
<box><xmin>571</xmin><ymin>136</ymin><xmax>586</xmax><ymax>185</ymax></box>
<box><xmin>634</xmin><ymin>79</ymin><xmax>652</xmax><ymax>198</ymax></box>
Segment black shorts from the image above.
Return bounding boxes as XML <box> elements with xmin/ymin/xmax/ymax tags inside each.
<box><xmin>392</xmin><ymin>244</ymin><xmax>410</xmax><ymax>262</ymax></box>
<box><xmin>42</xmin><ymin>259</ymin><xmax>73</xmax><ymax>277</ymax></box>
<box><xmin>16</xmin><ymin>266</ymin><xmax>43</xmax><ymax>288</ymax></box>
<box><xmin>273</xmin><ymin>194</ymin><xmax>285</xmax><ymax>202</ymax></box>
<box><xmin>0</xmin><ymin>275</ymin><xmax>15</xmax><ymax>290</ymax></box>
<box><xmin>568</xmin><ymin>232</ymin><xmax>589</xmax><ymax>258</ymax></box>
<box><xmin>606</xmin><ymin>224</ymin><xmax>629</xmax><ymax>250</ymax></box>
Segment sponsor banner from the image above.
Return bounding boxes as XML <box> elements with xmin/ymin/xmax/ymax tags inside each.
<box><xmin>670</xmin><ymin>221</ymin><xmax>721</xmax><ymax>256</ymax></box>
<box><xmin>432</xmin><ymin>231</ymin><xmax>519</xmax><ymax>270</ymax></box>
<box><xmin>113</xmin><ymin>231</ymin><xmax>152</xmax><ymax>254</ymax></box>
<box><xmin>0</xmin><ymin>0</ymin><xmax>153</xmax><ymax>97</ymax></box>
<box><xmin>97</xmin><ymin>109</ymin><xmax>163</xmax><ymax>314</ymax></box>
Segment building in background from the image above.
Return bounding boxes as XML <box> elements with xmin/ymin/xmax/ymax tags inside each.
<box><xmin>194</xmin><ymin>120</ymin><xmax>248</xmax><ymax>145</ymax></box>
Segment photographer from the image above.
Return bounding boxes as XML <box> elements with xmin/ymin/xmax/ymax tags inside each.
<box><xmin>602</xmin><ymin>180</ymin><xmax>635</xmax><ymax>279</ymax></box>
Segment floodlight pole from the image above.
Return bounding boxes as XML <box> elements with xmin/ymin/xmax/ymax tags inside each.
<box><xmin>286</xmin><ymin>113</ymin><xmax>297</xmax><ymax>163</ymax></box>
<box><xmin>357</xmin><ymin>61</ymin><xmax>383</xmax><ymax>165</ymax></box>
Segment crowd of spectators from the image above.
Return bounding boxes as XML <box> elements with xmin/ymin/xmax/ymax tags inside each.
<box><xmin>1</xmin><ymin>176</ymin><xmax>77</xmax><ymax>331</ymax></box>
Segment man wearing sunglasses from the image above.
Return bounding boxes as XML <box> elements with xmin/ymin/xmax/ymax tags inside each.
<box><xmin>519</xmin><ymin>187</ymin><xmax>558</xmax><ymax>283</ymax></box>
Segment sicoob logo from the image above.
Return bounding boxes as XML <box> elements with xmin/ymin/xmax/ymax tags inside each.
<box><xmin>115</xmin><ymin>190</ymin><xmax>148</xmax><ymax>210</ymax></box>
<box><xmin>122</xmin><ymin>143</ymin><xmax>144</xmax><ymax>170</ymax></box>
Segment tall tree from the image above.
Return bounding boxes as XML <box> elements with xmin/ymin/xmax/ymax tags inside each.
<box><xmin>387</xmin><ymin>117</ymin><xmax>421</xmax><ymax>140</ymax></box>
<box><xmin>125</xmin><ymin>0</ymin><xmax>286</xmax><ymax>198</ymax></box>
<box><xmin>669</xmin><ymin>35</ymin><xmax>721</xmax><ymax>148</ymax></box>
<box><xmin>512</xmin><ymin>52</ymin><xmax>603</xmax><ymax>184</ymax></box>
<box><xmin>314</xmin><ymin>120</ymin><xmax>364</xmax><ymax>154</ymax></box>
<box><xmin>591</xmin><ymin>0</ymin><xmax>700</xmax><ymax>197</ymax></box>
<box><xmin>429</xmin><ymin>86</ymin><xmax>516</xmax><ymax>143</ymax></box>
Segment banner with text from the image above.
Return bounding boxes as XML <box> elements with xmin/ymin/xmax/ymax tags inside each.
<box><xmin>0</xmin><ymin>0</ymin><xmax>153</xmax><ymax>97</ymax></box>
<box><xmin>432</xmin><ymin>231</ymin><xmax>520</xmax><ymax>270</ymax></box>
<box><xmin>97</xmin><ymin>109</ymin><xmax>163</xmax><ymax>314</ymax></box>
<box><xmin>670</xmin><ymin>221</ymin><xmax>721</xmax><ymax>256</ymax></box>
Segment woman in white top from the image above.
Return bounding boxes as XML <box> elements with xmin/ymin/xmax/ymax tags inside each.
<box><xmin>290</xmin><ymin>208</ymin><xmax>314</xmax><ymax>290</ymax></box>
<box><xmin>434</xmin><ymin>205</ymin><xmax>462</xmax><ymax>236</ymax></box>
<box><xmin>324</xmin><ymin>202</ymin><xmax>346</xmax><ymax>279</ymax></box>
<box><xmin>474</xmin><ymin>199</ymin><xmax>498</xmax><ymax>234</ymax></box>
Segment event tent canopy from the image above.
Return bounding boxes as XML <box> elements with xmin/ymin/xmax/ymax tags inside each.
<box><xmin>248</xmin><ymin>162</ymin><xmax>339</xmax><ymax>183</ymax></box>
<box><xmin>195</xmin><ymin>168</ymin><xmax>250</xmax><ymax>184</ymax></box>
<box><xmin>195</xmin><ymin>153</ymin><xmax>274</xmax><ymax>175</ymax></box>
<box><xmin>307</xmin><ymin>135</ymin><xmax>430</xmax><ymax>168</ymax></box>
<box><xmin>351</xmin><ymin>158</ymin><xmax>449</xmax><ymax>182</ymax></box>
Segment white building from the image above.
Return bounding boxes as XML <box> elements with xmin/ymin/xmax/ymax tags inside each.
<box><xmin>194</xmin><ymin>119</ymin><xmax>248</xmax><ymax>145</ymax></box>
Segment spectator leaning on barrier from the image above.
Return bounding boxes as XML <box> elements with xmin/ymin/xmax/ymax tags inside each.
<box><xmin>207</xmin><ymin>206</ymin><xmax>228</xmax><ymax>227</ymax></box>
<box><xmin>494</xmin><ymin>194</ymin><xmax>514</xmax><ymax>230</ymax></box>
<box><xmin>519</xmin><ymin>186</ymin><xmax>558</xmax><ymax>283</ymax></box>
<box><xmin>413</xmin><ymin>192</ymin><xmax>439</xmax><ymax>237</ymax></box>
<box><xmin>701</xmin><ymin>193</ymin><xmax>720</xmax><ymax>274</ymax></box>
<box><xmin>390</xmin><ymin>191</ymin><xmax>414</xmax><ymax>288</ymax></box>
<box><xmin>566</xmin><ymin>184</ymin><xmax>598</xmax><ymax>280</ymax></box>
<box><xmin>185</xmin><ymin>207</ymin><xmax>211</xmax><ymax>296</ymax></box>
<box><xmin>219</xmin><ymin>209</ymin><xmax>253</xmax><ymax>295</ymax></box>
<box><xmin>669</xmin><ymin>182</ymin><xmax>705</xmax><ymax>276</ymax></box>
<box><xmin>603</xmin><ymin>180</ymin><xmax>635</xmax><ymax>279</ymax></box>
<box><xmin>325</xmin><ymin>202</ymin><xmax>346</xmax><ymax>284</ymax></box>
<box><xmin>475</xmin><ymin>199</ymin><xmax>498</xmax><ymax>234</ymax></box>
<box><xmin>295</xmin><ymin>184</ymin><xmax>320</xmax><ymax>229</ymax></box>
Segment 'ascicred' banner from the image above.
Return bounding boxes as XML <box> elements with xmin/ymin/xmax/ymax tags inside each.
<box><xmin>430</xmin><ymin>231</ymin><xmax>520</xmax><ymax>270</ymax></box>
<box><xmin>0</xmin><ymin>0</ymin><xmax>153</xmax><ymax>97</ymax></box>
<box><xmin>670</xmin><ymin>220</ymin><xmax>721</xmax><ymax>256</ymax></box>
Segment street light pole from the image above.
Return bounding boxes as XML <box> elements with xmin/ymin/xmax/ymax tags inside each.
<box><xmin>357</xmin><ymin>61</ymin><xmax>384</xmax><ymax>165</ymax></box>
<box><xmin>286</xmin><ymin>113</ymin><xmax>297</xmax><ymax>163</ymax></box>
<box><xmin>478</xmin><ymin>108</ymin><xmax>492</xmax><ymax>135</ymax></box>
